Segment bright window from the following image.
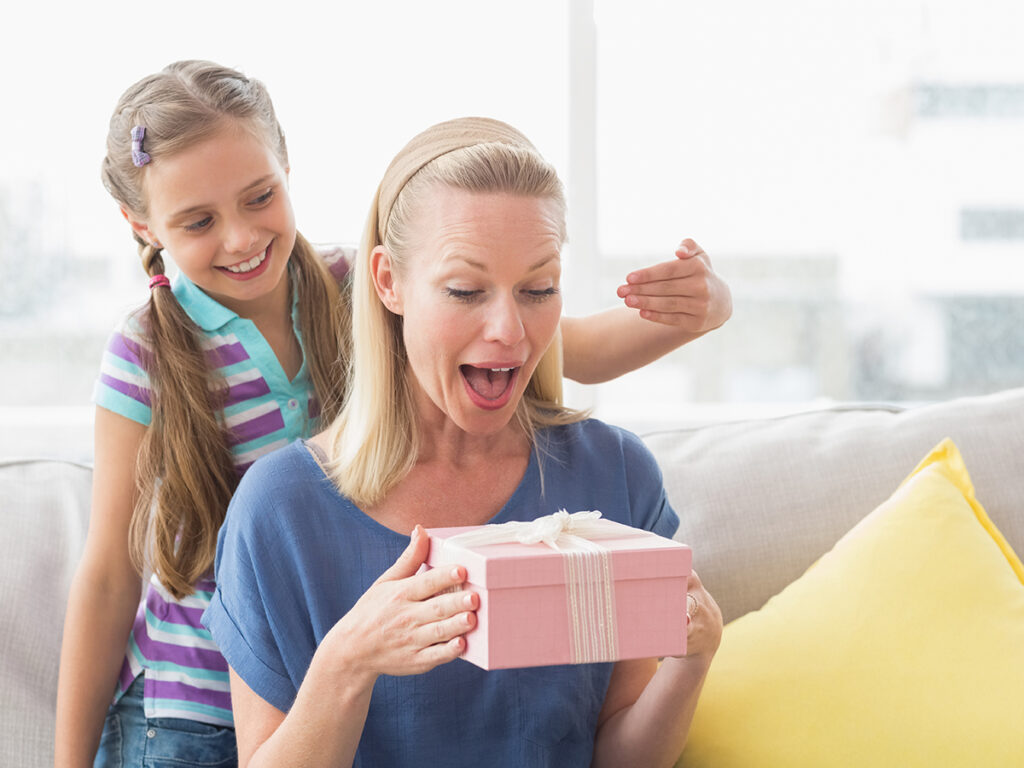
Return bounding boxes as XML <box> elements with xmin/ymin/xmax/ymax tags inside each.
<box><xmin>2</xmin><ymin>0</ymin><xmax>1022</xmax><ymax>459</ymax></box>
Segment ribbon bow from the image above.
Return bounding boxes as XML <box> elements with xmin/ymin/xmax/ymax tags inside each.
<box><xmin>443</xmin><ymin>509</ymin><xmax>615</xmax><ymax>553</ymax></box>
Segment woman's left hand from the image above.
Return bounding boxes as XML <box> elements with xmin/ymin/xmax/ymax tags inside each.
<box><xmin>681</xmin><ymin>569</ymin><xmax>723</xmax><ymax>662</ymax></box>
<box><xmin>616</xmin><ymin>239</ymin><xmax>732</xmax><ymax>333</ymax></box>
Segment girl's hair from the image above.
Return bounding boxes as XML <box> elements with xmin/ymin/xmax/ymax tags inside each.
<box><xmin>325</xmin><ymin>119</ymin><xmax>584</xmax><ymax>506</ymax></box>
<box><xmin>102</xmin><ymin>60</ymin><xmax>350</xmax><ymax>599</ymax></box>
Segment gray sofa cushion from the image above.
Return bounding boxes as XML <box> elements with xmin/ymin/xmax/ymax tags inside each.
<box><xmin>0</xmin><ymin>459</ymin><xmax>91</xmax><ymax>768</ymax></box>
<box><xmin>644</xmin><ymin>387</ymin><xmax>1024</xmax><ymax>623</ymax></box>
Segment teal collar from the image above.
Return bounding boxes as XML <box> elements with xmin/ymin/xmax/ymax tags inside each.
<box><xmin>169</xmin><ymin>270</ymin><xmax>299</xmax><ymax>333</ymax></box>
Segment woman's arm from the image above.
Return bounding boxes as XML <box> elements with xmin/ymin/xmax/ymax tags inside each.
<box><xmin>231</xmin><ymin>526</ymin><xmax>477</xmax><ymax>767</ymax></box>
<box><xmin>591</xmin><ymin>571</ymin><xmax>723</xmax><ymax>768</ymax></box>
<box><xmin>54</xmin><ymin>408</ymin><xmax>146</xmax><ymax>768</ymax></box>
<box><xmin>561</xmin><ymin>239</ymin><xmax>731</xmax><ymax>384</ymax></box>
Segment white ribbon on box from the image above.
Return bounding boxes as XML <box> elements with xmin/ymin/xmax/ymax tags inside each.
<box><xmin>443</xmin><ymin>510</ymin><xmax>622</xmax><ymax>664</ymax></box>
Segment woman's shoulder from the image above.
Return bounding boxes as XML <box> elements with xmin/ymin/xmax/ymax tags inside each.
<box><xmin>232</xmin><ymin>441</ymin><xmax>331</xmax><ymax>512</ymax></box>
<box><xmin>238</xmin><ymin>440</ymin><xmax>320</xmax><ymax>492</ymax></box>
<box><xmin>541</xmin><ymin>418</ymin><xmax>651</xmax><ymax>459</ymax></box>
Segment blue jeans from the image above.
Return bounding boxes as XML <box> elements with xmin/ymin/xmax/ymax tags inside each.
<box><xmin>94</xmin><ymin>677</ymin><xmax>238</xmax><ymax>768</ymax></box>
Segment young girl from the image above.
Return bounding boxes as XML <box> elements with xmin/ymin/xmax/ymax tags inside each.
<box><xmin>54</xmin><ymin>60</ymin><xmax>730</xmax><ymax>767</ymax></box>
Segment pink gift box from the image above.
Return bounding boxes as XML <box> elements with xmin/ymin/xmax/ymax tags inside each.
<box><xmin>425</xmin><ymin>518</ymin><xmax>691</xmax><ymax>670</ymax></box>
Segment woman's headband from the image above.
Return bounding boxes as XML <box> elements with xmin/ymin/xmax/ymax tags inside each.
<box><xmin>375</xmin><ymin>117</ymin><xmax>536</xmax><ymax>243</ymax></box>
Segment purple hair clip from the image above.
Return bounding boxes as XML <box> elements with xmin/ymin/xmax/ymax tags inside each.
<box><xmin>131</xmin><ymin>126</ymin><xmax>151</xmax><ymax>168</ymax></box>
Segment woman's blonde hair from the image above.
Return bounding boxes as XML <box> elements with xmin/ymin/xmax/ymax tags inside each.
<box><xmin>102</xmin><ymin>60</ymin><xmax>350</xmax><ymax>598</ymax></box>
<box><xmin>325</xmin><ymin>118</ymin><xmax>584</xmax><ymax>506</ymax></box>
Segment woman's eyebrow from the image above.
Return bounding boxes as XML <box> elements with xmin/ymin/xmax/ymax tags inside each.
<box><xmin>445</xmin><ymin>253</ymin><xmax>560</xmax><ymax>272</ymax></box>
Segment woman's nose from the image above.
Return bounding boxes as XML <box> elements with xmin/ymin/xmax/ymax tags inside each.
<box><xmin>484</xmin><ymin>296</ymin><xmax>525</xmax><ymax>346</ymax></box>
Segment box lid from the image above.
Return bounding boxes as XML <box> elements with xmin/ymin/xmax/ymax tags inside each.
<box><xmin>426</xmin><ymin>518</ymin><xmax>691</xmax><ymax>589</ymax></box>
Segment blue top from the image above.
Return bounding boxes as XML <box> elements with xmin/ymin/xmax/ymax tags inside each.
<box><xmin>203</xmin><ymin>418</ymin><xmax>679</xmax><ymax>767</ymax></box>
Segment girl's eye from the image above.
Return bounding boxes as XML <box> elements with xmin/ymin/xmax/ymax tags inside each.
<box><xmin>523</xmin><ymin>286</ymin><xmax>559</xmax><ymax>303</ymax></box>
<box><xmin>445</xmin><ymin>287</ymin><xmax>483</xmax><ymax>303</ymax></box>
<box><xmin>249</xmin><ymin>188</ymin><xmax>274</xmax><ymax>206</ymax></box>
<box><xmin>184</xmin><ymin>216</ymin><xmax>212</xmax><ymax>232</ymax></box>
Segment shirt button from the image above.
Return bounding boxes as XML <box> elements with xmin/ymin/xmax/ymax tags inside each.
<box><xmin>146</xmin><ymin>729</ymin><xmax>156</xmax><ymax>739</ymax></box>
<box><xmin>287</xmin><ymin>398</ymin><xmax>299</xmax><ymax>410</ymax></box>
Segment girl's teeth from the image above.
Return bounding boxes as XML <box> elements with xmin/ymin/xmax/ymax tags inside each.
<box><xmin>227</xmin><ymin>249</ymin><xmax>266</xmax><ymax>273</ymax></box>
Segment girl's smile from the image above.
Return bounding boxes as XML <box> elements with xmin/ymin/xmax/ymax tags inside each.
<box><xmin>125</xmin><ymin>123</ymin><xmax>296</xmax><ymax>317</ymax></box>
<box><xmin>217</xmin><ymin>241</ymin><xmax>272</xmax><ymax>280</ymax></box>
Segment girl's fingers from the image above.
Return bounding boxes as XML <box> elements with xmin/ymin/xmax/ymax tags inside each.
<box><xmin>625</xmin><ymin>257</ymin><xmax>704</xmax><ymax>287</ymax></box>
<box><xmin>625</xmin><ymin>294</ymin><xmax>708</xmax><ymax>317</ymax></box>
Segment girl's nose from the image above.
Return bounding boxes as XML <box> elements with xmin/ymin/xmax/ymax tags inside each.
<box><xmin>224</xmin><ymin>218</ymin><xmax>258</xmax><ymax>254</ymax></box>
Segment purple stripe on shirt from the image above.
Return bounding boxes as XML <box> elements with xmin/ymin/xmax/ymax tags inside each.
<box><xmin>147</xmin><ymin>588</ymin><xmax>207</xmax><ymax>628</ymax></box>
<box><xmin>107</xmin><ymin>331</ymin><xmax>146</xmax><ymax>366</ymax></box>
<box><xmin>132</xmin><ymin>625</ymin><xmax>228</xmax><ymax>671</ymax></box>
<box><xmin>144</xmin><ymin>677</ymin><xmax>233</xmax><ymax>711</ymax></box>
<box><xmin>100</xmin><ymin>372</ymin><xmax>152</xmax><ymax>407</ymax></box>
<box><xmin>225</xmin><ymin>376</ymin><xmax>272</xmax><ymax>406</ymax></box>
<box><xmin>205</xmin><ymin>341</ymin><xmax>249</xmax><ymax>368</ymax></box>
<box><xmin>229</xmin><ymin>408</ymin><xmax>286</xmax><ymax>444</ymax></box>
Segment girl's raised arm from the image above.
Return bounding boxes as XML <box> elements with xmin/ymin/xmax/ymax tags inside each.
<box><xmin>561</xmin><ymin>239</ymin><xmax>731</xmax><ymax>384</ymax></box>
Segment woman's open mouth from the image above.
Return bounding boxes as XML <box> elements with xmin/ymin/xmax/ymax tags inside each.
<box><xmin>460</xmin><ymin>364</ymin><xmax>520</xmax><ymax>410</ymax></box>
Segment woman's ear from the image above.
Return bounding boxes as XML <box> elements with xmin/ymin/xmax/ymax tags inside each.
<box><xmin>121</xmin><ymin>207</ymin><xmax>160</xmax><ymax>248</ymax></box>
<box><xmin>370</xmin><ymin>245</ymin><xmax>403</xmax><ymax>315</ymax></box>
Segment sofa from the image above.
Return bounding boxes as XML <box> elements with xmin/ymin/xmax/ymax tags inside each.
<box><xmin>4</xmin><ymin>387</ymin><xmax>1022</xmax><ymax>767</ymax></box>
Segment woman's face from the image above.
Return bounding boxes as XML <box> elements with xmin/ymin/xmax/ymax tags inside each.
<box><xmin>377</xmin><ymin>185</ymin><xmax>563</xmax><ymax>436</ymax></box>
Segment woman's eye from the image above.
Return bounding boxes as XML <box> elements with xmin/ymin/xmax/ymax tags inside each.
<box><xmin>184</xmin><ymin>216</ymin><xmax>212</xmax><ymax>232</ymax></box>
<box><xmin>249</xmin><ymin>188</ymin><xmax>274</xmax><ymax>206</ymax></box>
<box><xmin>445</xmin><ymin>287</ymin><xmax>483</xmax><ymax>303</ymax></box>
<box><xmin>523</xmin><ymin>286</ymin><xmax>559</xmax><ymax>303</ymax></box>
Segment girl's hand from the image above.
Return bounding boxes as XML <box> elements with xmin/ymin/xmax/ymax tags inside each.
<box><xmin>323</xmin><ymin>525</ymin><xmax>478</xmax><ymax>682</ymax></box>
<box><xmin>617</xmin><ymin>239</ymin><xmax>732</xmax><ymax>333</ymax></box>
<box><xmin>681</xmin><ymin>569</ymin><xmax>723</xmax><ymax>663</ymax></box>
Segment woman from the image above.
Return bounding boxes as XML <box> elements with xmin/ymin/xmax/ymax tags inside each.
<box><xmin>203</xmin><ymin>117</ymin><xmax>722</xmax><ymax>767</ymax></box>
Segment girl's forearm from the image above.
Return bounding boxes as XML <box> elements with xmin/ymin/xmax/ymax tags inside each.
<box><xmin>561</xmin><ymin>309</ymin><xmax>703</xmax><ymax>385</ymax></box>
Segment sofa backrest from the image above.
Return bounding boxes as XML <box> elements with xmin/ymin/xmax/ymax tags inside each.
<box><xmin>644</xmin><ymin>387</ymin><xmax>1024</xmax><ymax>623</ymax></box>
<box><xmin>4</xmin><ymin>387</ymin><xmax>1023</xmax><ymax>764</ymax></box>
<box><xmin>1</xmin><ymin>458</ymin><xmax>92</xmax><ymax>768</ymax></box>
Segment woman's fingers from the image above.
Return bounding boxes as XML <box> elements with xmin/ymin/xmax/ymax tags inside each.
<box><xmin>376</xmin><ymin>524</ymin><xmax>431</xmax><ymax>583</ymax></box>
<box><xmin>683</xmin><ymin>570</ymin><xmax>723</xmax><ymax>659</ymax></box>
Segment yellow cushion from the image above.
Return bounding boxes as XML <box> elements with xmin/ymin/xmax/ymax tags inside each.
<box><xmin>678</xmin><ymin>439</ymin><xmax>1024</xmax><ymax>767</ymax></box>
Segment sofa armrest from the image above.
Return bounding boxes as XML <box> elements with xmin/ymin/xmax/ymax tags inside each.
<box><xmin>0</xmin><ymin>458</ymin><xmax>92</xmax><ymax>768</ymax></box>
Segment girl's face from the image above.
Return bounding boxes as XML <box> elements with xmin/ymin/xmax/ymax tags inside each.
<box><xmin>126</xmin><ymin>123</ymin><xmax>296</xmax><ymax>317</ymax></box>
<box><xmin>373</xmin><ymin>186</ymin><xmax>563</xmax><ymax>436</ymax></box>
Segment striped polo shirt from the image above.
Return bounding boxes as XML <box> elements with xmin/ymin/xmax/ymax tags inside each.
<box><xmin>94</xmin><ymin>250</ymin><xmax>351</xmax><ymax>726</ymax></box>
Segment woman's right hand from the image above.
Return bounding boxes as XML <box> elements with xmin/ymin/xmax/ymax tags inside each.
<box><xmin>323</xmin><ymin>525</ymin><xmax>478</xmax><ymax>684</ymax></box>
